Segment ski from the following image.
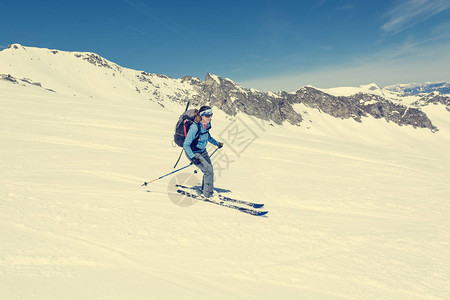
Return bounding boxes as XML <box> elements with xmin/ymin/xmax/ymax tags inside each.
<box><xmin>176</xmin><ymin>189</ymin><xmax>268</xmax><ymax>217</ymax></box>
<box><xmin>175</xmin><ymin>184</ymin><xmax>264</xmax><ymax>208</ymax></box>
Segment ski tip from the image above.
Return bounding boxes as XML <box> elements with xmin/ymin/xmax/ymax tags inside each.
<box><xmin>253</xmin><ymin>204</ymin><xmax>264</xmax><ymax>209</ymax></box>
<box><xmin>257</xmin><ymin>211</ymin><xmax>269</xmax><ymax>216</ymax></box>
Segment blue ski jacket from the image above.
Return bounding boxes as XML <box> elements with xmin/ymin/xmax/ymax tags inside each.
<box><xmin>183</xmin><ymin>121</ymin><xmax>219</xmax><ymax>159</ymax></box>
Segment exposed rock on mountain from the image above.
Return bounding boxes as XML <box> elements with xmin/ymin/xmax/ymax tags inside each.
<box><xmin>412</xmin><ymin>92</ymin><xmax>450</xmax><ymax>112</ymax></box>
<box><xmin>202</xmin><ymin>74</ymin><xmax>303</xmax><ymax>125</ymax></box>
<box><xmin>190</xmin><ymin>75</ymin><xmax>438</xmax><ymax>132</ymax></box>
<box><xmin>1</xmin><ymin>73</ymin><xmax>55</xmax><ymax>92</ymax></box>
<box><xmin>291</xmin><ymin>88</ymin><xmax>436</xmax><ymax>131</ymax></box>
<box><xmin>74</xmin><ymin>53</ymin><xmax>118</xmax><ymax>70</ymax></box>
<box><xmin>0</xmin><ymin>44</ymin><xmax>444</xmax><ymax>132</ymax></box>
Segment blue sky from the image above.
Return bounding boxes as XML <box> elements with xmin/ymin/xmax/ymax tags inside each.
<box><xmin>1</xmin><ymin>0</ymin><xmax>449</xmax><ymax>91</ymax></box>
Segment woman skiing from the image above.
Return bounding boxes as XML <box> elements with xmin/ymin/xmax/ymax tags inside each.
<box><xmin>183</xmin><ymin>106</ymin><xmax>223</xmax><ymax>198</ymax></box>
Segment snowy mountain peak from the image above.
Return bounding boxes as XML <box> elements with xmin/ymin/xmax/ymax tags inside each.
<box><xmin>205</xmin><ymin>72</ymin><xmax>222</xmax><ymax>85</ymax></box>
<box><xmin>359</xmin><ymin>83</ymin><xmax>380</xmax><ymax>90</ymax></box>
<box><xmin>0</xmin><ymin>45</ymin><xmax>448</xmax><ymax>132</ymax></box>
<box><xmin>0</xmin><ymin>44</ymin><xmax>203</xmax><ymax>107</ymax></box>
<box><xmin>384</xmin><ymin>81</ymin><xmax>450</xmax><ymax>96</ymax></box>
<box><xmin>7</xmin><ymin>43</ymin><xmax>26</xmax><ymax>50</ymax></box>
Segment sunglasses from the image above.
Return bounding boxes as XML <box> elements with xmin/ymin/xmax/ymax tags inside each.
<box><xmin>203</xmin><ymin>113</ymin><xmax>213</xmax><ymax>118</ymax></box>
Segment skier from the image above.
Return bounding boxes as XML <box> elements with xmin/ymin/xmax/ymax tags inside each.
<box><xmin>183</xmin><ymin>106</ymin><xmax>223</xmax><ymax>198</ymax></box>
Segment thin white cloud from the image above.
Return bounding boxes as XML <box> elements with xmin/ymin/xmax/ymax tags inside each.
<box><xmin>127</xmin><ymin>26</ymin><xmax>159</xmax><ymax>39</ymax></box>
<box><xmin>381</xmin><ymin>0</ymin><xmax>450</xmax><ymax>34</ymax></box>
<box><xmin>122</xmin><ymin>0</ymin><xmax>185</xmax><ymax>35</ymax></box>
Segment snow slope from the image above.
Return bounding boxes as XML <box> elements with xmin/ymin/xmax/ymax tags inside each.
<box><xmin>1</xmin><ymin>46</ymin><xmax>450</xmax><ymax>299</ymax></box>
<box><xmin>0</xmin><ymin>44</ymin><xmax>201</xmax><ymax>107</ymax></box>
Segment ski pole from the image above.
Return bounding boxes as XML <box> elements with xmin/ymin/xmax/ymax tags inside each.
<box><xmin>142</xmin><ymin>162</ymin><xmax>193</xmax><ymax>186</ymax></box>
<box><xmin>210</xmin><ymin>147</ymin><xmax>220</xmax><ymax>157</ymax></box>
<box><xmin>173</xmin><ymin>100</ymin><xmax>190</xmax><ymax>169</ymax></box>
<box><xmin>142</xmin><ymin>147</ymin><xmax>221</xmax><ymax>186</ymax></box>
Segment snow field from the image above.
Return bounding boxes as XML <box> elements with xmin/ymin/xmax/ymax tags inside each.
<box><xmin>1</xmin><ymin>69</ymin><xmax>450</xmax><ymax>298</ymax></box>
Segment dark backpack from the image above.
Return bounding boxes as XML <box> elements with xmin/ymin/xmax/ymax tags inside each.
<box><xmin>174</xmin><ymin>109</ymin><xmax>205</xmax><ymax>148</ymax></box>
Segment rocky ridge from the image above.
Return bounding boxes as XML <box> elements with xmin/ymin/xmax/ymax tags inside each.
<box><xmin>1</xmin><ymin>44</ymin><xmax>448</xmax><ymax>132</ymax></box>
<box><xmin>184</xmin><ymin>74</ymin><xmax>441</xmax><ymax>132</ymax></box>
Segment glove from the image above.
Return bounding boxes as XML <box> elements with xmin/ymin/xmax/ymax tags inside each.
<box><xmin>191</xmin><ymin>156</ymin><xmax>202</xmax><ymax>165</ymax></box>
<box><xmin>218</xmin><ymin>142</ymin><xmax>224</xmax><ymax>149</ymax></box>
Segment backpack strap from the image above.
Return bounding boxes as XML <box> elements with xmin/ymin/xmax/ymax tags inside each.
<box><xmin>191</xmin><ymin>123</ymin><xmax>210</xmax><ymax>151</ymax></box>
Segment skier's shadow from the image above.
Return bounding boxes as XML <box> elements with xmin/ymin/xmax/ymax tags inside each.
<box><xmin>191</xmin><ymin>185</ymin><xmax>232</xmax><ymax>194</ymax></box>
